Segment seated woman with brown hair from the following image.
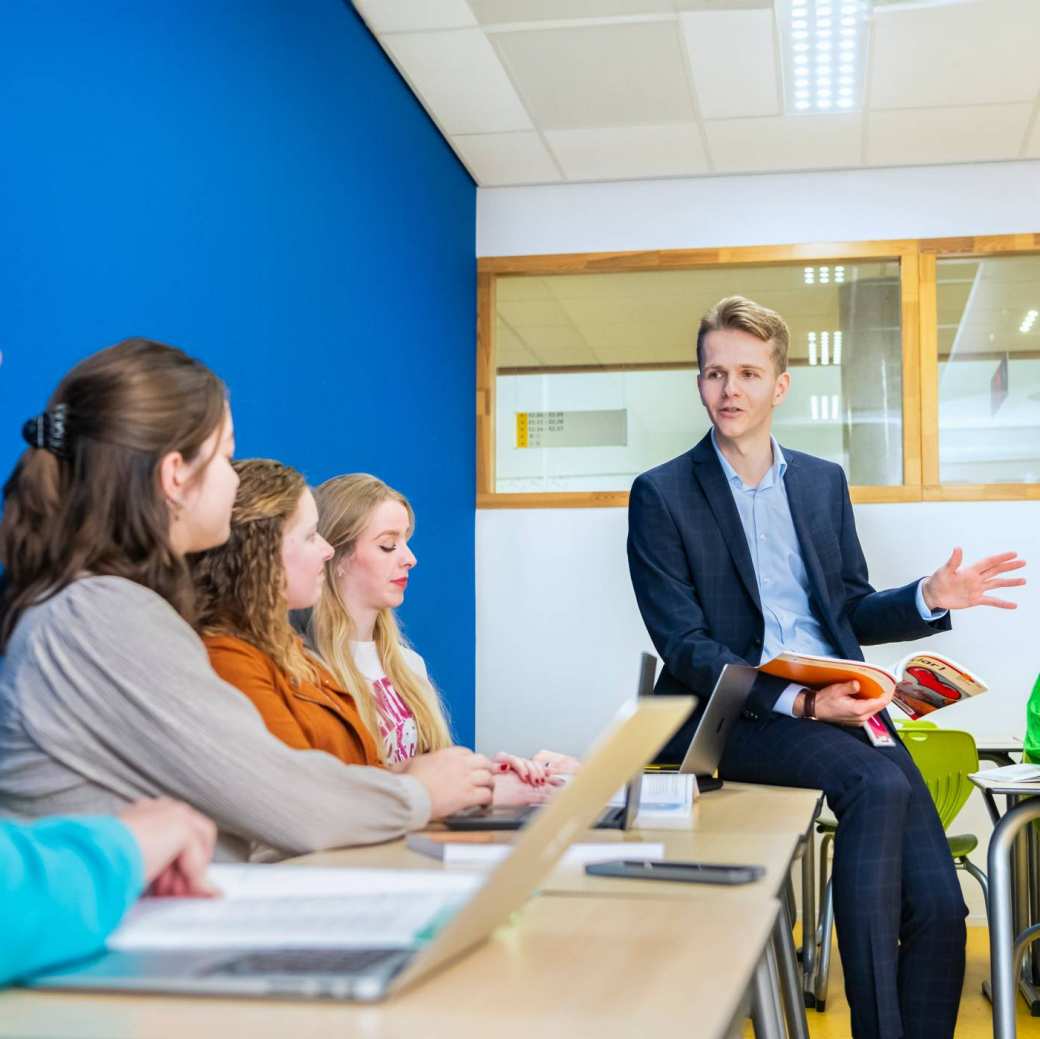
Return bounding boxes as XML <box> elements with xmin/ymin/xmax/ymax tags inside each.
<box><xmin>190</xmin><ymin>460</ymin><xmax>509</xmax><ymax>806</ymax></box>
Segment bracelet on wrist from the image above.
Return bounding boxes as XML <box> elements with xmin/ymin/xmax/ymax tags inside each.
<box><xmin>803</xmin><ymin>689</ymin><xmax>818</xmax><ymax>721</ymax></box>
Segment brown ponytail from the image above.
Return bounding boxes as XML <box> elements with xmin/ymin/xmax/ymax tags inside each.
<box><xmin>0</xmin><ymin>337</ymin><xmax>226</xmax><ymax>650</ymax></box>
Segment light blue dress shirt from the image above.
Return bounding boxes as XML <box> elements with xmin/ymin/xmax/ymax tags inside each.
<box><xmin>710</xmin><ymin>430</ymin><xmax>945</xmax><ymax>716</ymax></box>
<box><xmin>0</xmin><ymin>816</ymin><xmax>144</xmax><ymax>984</ymax></box>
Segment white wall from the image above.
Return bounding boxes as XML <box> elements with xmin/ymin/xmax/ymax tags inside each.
<box><xmin>476</xmin><ymin>502</ymin><xmax>1038</xmax><ymax>758</ymax></box>
<box><xmin>478</xmin><ymin>160</ymin><xmax>1040</xmax><ymax>256</ymax></box>
<box><xmin>475</xmin><ymin>160</ymin><xmax>1040</xmax><ymax>920</ymax></box>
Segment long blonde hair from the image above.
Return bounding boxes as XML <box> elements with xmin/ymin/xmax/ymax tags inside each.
<box><xmin>192</xmin><ymin>459</ymin><xmax>317</xmax><ymax>685</ymax></box>
<box><xmin>310</xmin><ymin>474</ymin><xmax>451</xmax><ymax>759</ymax></box>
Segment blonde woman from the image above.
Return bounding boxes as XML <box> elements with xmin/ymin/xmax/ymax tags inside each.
<box><xmin>307</xmin><ymin>474</ymin><xmax>580</xmax><ymax>799</ymax></box>
<box><xmin>191</xmin><ymin>459</ymin><xmax>495</xmax><ymax>823</ymax></box>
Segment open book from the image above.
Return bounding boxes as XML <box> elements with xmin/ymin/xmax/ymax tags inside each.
<box><xmin>760</xmin><ymin>650</ymin><xmax>987</xmax><ymax>720</ymax></box>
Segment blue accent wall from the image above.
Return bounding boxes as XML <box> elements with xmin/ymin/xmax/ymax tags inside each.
<box><xmin>0</xmin><ymin>2</ymin><xmax>477</xmax><ymax>743</ymax></box>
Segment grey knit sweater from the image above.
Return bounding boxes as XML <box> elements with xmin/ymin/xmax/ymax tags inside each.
<box><xmin>0</xmin><ymin>576</ymin><xmax>430</xmax><ymax>861</ymax></box>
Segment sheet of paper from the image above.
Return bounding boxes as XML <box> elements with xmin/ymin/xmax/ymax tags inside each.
<box><xmin>108</xmin><ymin>867</ymin><xmax>482</xmax><ymax>951</ymax></box>
<box><xmin>205</xmin><ymin>865</ymin><xmax>480</xmax><ymax>898</ymax></box>
<box><xmin>975</xmin><ymin>763</ymin><xmax>1040</xmax><ymax>784</ymax></box>
<box><xmin>607</xmin><ymin>773</ymin><xmax>697</xmax><ymax>810</ymax></box>
<box><xmin>439</xmin><ymin>841</ymin><xmax>664</xmax><ymax>868</ymax></box>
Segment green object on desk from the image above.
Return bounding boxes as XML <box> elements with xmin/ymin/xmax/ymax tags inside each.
<box><xmin>1025</xmin><ymin>673</ymin><xmax>1040</xmax><ymax>765</ymax></box>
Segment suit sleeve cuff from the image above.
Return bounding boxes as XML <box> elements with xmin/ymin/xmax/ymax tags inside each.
<box><xmin>915</xmin><ymin>578</ymin><xmax>948</xmax><ymax>621</ymax></box>
<box><xmin>772</xmin><ymin>684</ymin><xmax>803</xmax><ymax>717</ymax></box>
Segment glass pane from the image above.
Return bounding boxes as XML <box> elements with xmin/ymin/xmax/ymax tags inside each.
<box><xmin>494</xmin><ymin>261</ymin><xmax>904</xmax><ymax>493</ymax></box>
<box><xmin>937</xmin><ymin>255</ymin><xmax>1040</xmax><ymax>484</ymax></box>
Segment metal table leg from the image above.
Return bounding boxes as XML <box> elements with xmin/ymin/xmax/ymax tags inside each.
<box><xmin>988</xmin><ymin>797</ymin><xmax>1040</xmax><ymax>1038</ymax></box>
<box><xmin>749</xmin><ymin>946</ymin><xmax>786</xmax><ymax>1039</ymax></box>
<box><xmin>773</xmin><ymin>901</ymin><xmax>810</xmax><ymax>1039</ymax></box>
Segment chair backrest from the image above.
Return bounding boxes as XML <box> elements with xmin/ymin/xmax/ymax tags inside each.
<box><xmin>897</xmin><ymin>727</ymin><xmax>980</xmax><ymax>830</ymax></box>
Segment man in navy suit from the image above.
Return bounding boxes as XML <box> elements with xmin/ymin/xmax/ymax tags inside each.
<box><xmin>628</xmin><ymin>296</ymin><xmax>1026</xmax><ymax>1039</ymax></box>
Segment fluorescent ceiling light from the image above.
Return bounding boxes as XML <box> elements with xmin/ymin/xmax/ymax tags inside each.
<box><xmin>803</xmin><ymin>265</ymin><xmax>846</xmax><ymax>284</ymax></box>
<box><xmin>1020</xmin><ymin>309</ymin><xmax>1038</xmax><ymax>333</ymax></box>
<box><xmin>780</xmin><ymin>0</ymin><xmax>870</xmax><ymax>115</ymax></box>
<box><xmin>807</xmin><ymin>330</ymin><xmax>843</xmax><ymax>366</ymax></box>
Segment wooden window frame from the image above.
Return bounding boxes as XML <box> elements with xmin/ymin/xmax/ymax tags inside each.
<box><xmin>477</xmin><ymin>234</ymin><xmax>1040</xmax><ymax>508</ymax></box>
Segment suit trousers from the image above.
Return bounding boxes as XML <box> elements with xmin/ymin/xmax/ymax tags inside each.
<box><xmin>719</xmin><ymin>713</ymin><xmax>967</xmax><ymax>1039</ymax></box>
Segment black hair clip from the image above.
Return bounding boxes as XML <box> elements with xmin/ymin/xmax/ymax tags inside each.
<box><xmin>22</xmin><ymin>404</ymin><xmax>70</xmax><ymax>460</ymax></box>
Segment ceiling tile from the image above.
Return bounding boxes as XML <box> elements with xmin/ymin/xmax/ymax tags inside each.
<box><xmin>383</xmin><ymin>30</ymin><xmax>532</xmax><ymax>134</ymax></box>
<box><xmin>545</xmin><ymin>124</ymin><xmax>709</xmax><ymax>181</ymax></box>
<box><xmin>451</xmin><ymin>132</ymin><xmax>561</xmax><ymax>185</ymax></box>
<box><xmin>869</xmin><ymin>0</ymin><xmax>1040</xmax><ymax>110</ymax></box>
<box><xmin>1027</xmin><ymin>113</ymin><xmax>1040</xmax><ymax>159</ymax></box>
<box><xmin>867</xmin><ymin>104</ymin><xmax>1033</xmax><ymax>167</ymax></box>
<box><xmin>352</xmin><ymin>0</ymin><xmax>476</xmax><ymax>33</ymax></box>
<box><xmin>705</xmin><ymin>114</ymin><xmax>862</xmax><ymax>173</ymax></box>
<box><xmin>492</xmin><ymin>21</ymin><xmax>695</xmax><ymax>130</ymax></box>
<box><xmin>470</xmin><ymin>0</ymin><xmax>674</xmax><ymax>23</ymax></box>
<box><xmin>680</xmin><ymin>9</ymin><xmax>780</xmax><ymax>120</ymax></box>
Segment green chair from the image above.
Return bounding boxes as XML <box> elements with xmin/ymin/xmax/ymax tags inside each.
<box><xmin>809</xmin><ymin>723</ymin><xmax>986</xmax><ymax>1011</ymax></box>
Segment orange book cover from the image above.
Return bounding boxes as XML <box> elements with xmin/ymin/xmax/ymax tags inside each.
<box><xmin>760</xmin><ymin>653</ymin><xmax>895</xmax><ymax>700</ymax></box>
<box><xmin>760</xmin><ymin>651</ymin><xmax>988</xmax><ymax>719</ymax></box>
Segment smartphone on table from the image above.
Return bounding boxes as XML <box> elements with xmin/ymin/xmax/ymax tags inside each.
<box><xmin>585</xmin><ymin>859</ymin><xmax>765</xmax><ymax>885</ymax></box>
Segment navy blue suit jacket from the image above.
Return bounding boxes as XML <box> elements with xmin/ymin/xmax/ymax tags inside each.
<box><xmin>627</xmin><ymin>433</ymin><xmax>952</xmax><ymax>764</ymax></box>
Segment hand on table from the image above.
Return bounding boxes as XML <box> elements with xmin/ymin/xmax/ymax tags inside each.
<box><xmin>921</xmin><ymin>548</ymin><xmax>1026</xmax><ymax>612</ymax></box>
<box><xmin>406</xmin><ymin>747</ymin><xmax>494</xmax><ymax>819</ymax></box>
<box><xmin>492</xmin><ymin>751</ymin><xmax>570</xmax><ymax>788</ymax></box>
<box><xmin>531</xmin><ymin>749</ymin><xmax>582</xmax><ymax>775</ymax></box>
<box><xmin>794</xmin><ymin>681</ymin><xmax>894</xmax><ymax>726</ymax></box>
<box><xmin>492</xmin><ymin>770</ymin><xmax>555</xmax><ymax>807</ymax></box>
<box><xmin>118</xmin><ymin>798</ymin><xmax>218</xmax><ymax>898</ymax></box>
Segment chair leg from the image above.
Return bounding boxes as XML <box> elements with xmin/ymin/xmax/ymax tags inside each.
<box><xmin>811</xmin><ymin>831</ymin><xmax>834</xmax><ymax>1010</ymax></box>
<box><xmin>814</xmin><ymin>876</ymin><xmax>835</xmax><ymax>1012</ymax></box>
<box><xmin>800</xmin><ymin>832</ymin><xmax>817</xmax><ymax>994</ymax></box>
<box><xmin>817</xmin><ymin>832</ymin><xmax>834</xmax><ymax>930</ymax></box>
<box><xmin>957</xmin><ymin>855</ymin><xmax>989</xmax><ymax>909</ymax></box>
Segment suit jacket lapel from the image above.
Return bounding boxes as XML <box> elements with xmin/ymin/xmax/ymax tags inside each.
<box><xmin>690</xmin><ymin>435</ymin><xmax>762</xmax><ymax>612</ymax></box>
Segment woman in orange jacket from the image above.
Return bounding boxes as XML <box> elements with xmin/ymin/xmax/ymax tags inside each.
<box><xmin>191</xmin><ymin>459</ymin><xmax>543</xmax><ymax>808</ymax></box>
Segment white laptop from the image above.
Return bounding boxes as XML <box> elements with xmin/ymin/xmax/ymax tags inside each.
<box><xmin>23</xmin><ymin>692</ymin><xmax>694</xmax><ymax>1002</ymax></box>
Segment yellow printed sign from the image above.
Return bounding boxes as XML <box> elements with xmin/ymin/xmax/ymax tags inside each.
<box><xmin>515</xmin><ymin>412</ymin><xmax>529</xmax><ymax>448</ymax></box>
<box><xmin>514</xmin><ymin>409</ymin><xmax>627</xmax><ymax>449</ymax></box>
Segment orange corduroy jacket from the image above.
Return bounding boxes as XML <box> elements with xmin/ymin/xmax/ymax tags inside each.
<box><xmin>204</xmin><ymin>633</ymin><xmax>382</xmax><ymax>768</ymax></box>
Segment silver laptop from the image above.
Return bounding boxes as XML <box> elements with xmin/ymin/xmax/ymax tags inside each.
<box><xmin>23</xmin><ymin>693</ymin><xmax>694</xmax><ymax>1002</ymax></box>
<box><xmin>443</xmin><ymin>652</ymin><xmax>657</xmax><ymax>831</ymax></box>
<box><xmin>677</xmin><ymin>663</ymin><xmax>757</xmax><ymax>776</ymax></box>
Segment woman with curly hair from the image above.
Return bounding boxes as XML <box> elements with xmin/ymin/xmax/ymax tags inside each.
<box><xmin>191</xmin><ymin>460</ymin><xmax>499</xmax><ymax>806</ymax></box>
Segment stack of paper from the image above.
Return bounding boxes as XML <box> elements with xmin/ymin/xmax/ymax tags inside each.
<box><xmin>108</xmin><ymin>866</ymin><xmax>482</xmax><ymax>950</ymax></box>
<box><xmin>406</xmin><ymin>835</ymin><xmax>664</xmax><ymax>868</ymax></box>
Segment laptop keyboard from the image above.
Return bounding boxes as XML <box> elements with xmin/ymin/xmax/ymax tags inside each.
<box><xmin>454</xmin><ymin>806</ymin><xmax>538</xmax><ymax>820</ymax></box>
<box><xmin>206</xmin><ymin>948</ymin><xmax>406</xmax><ymax>977</ymax></box>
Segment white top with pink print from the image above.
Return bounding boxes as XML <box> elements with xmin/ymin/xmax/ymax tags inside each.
<box><xmin>349</xmin><ymin>640</ymin><xmax>425</xmax><ymax>766</ymax></box>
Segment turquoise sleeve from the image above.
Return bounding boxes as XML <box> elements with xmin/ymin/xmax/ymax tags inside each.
<box><xmin>0</xmin><ymin>816</ymin><xmax>145</xmax><ymax>985</ymax></box>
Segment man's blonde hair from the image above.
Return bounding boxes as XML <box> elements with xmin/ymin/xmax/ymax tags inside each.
<box><xmin>696</xmin><ymin>295</ymin><xmax>790</xmax><ymax>375</ymax></box>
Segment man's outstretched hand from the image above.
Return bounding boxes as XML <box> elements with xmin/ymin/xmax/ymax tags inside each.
<box><xmin>921</xmin><ymin>548</ymin><xmax>1026</xmax><ymax>612</ymax></box>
